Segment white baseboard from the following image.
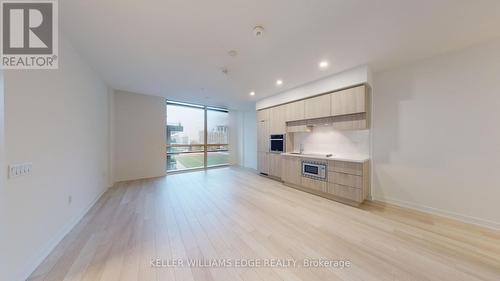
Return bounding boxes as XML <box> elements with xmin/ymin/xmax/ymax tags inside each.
<box><xmin>18</xmin><ymin>186</ymin><xmax>109</xmax><ymax>281</ymax></box>
<box><xmin>372</xmin><ymin>195</ymin><xmax>500</xmax><ymax>231</ymax></box>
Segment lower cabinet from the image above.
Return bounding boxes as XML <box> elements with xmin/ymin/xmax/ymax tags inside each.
<box><xmin>269</xmin><ymin>153</ymin><xmax>282</xmax><ymax>179</ymax></box>
<box><xmin>258</xmin><ymin>152</ymin><xmax>269</xmax><ymax>175</ymax></box>
<box><xmin>326</xmin><ymin>160</ymin><xmax>369</xmax><ymax>204</ymax></box>
<box><xmin>328</xmin><ymin>171</ymin><xmax>363</xmax><ymax>188</ymax></box>
<box><xmin>281</xmin><ymin>157</ymin><xmax>370</xmax><ymax>206</ymax></box>
<box><xmin>327</xmin><ymin>183</ymin><xmax>363</xmax><ymax>202</ymax></box>
<box><xmin>301</xmin><ymin>177</ymin><xmax>327</xmax><ymax>192</ymax></box>
<box><xmin>281</xmin><ymin>156</ymin><xmax>302</xmax><ymax>185</ymax></box>
<box><xmin>281</xmin><ymin>156</ymin><xmax>301</xmax><ymax>185</ymax></box>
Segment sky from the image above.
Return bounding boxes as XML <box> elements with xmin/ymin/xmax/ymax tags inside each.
<box><xmin>167</xmin><ymin>104</ymin><xmax>228</xmax><ymax>142</ymax></box>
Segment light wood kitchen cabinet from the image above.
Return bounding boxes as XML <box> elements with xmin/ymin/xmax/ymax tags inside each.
<box><xmin>301</xmin><ymin>177</ymin><xmax>327</xmax><ymax>193</ymax></box>
<box><xmin>304</xmin><ymin>94</ymin><xmax>331</xmax><ymax>119</ymax></box>
<box><xmin>257</xmin><ymin>108</ymin><xmax>270</xmax><ymax>122</ymax></box>
<box><xmin>257</xmin><ymin>108</ymin><xmax>270</xmax><ymax>153</ymax></box>
<box><xmin>269</xmin><ymin>105</ymin><xmax>286</xmax><ymax>134</ymax></box>
<box><xmin>257</xmin><ymin>119</ymin><xmax>269</xmax><ymax>152</ymax></box>
<box><xmin>328</xmin><ymin>171</ymin><xmax>363</xmax><ymax>188</ymax></box>
<box><xmin>258</xmin><ymin>152</ymin><xmax>269</xmax><ymax>174</ymax></box>
<box><xmin>332</xmin><ymin>114</ymin><xmax>368</xmax><ymax>130</ymax></box>
<box><xmin>257</xmin><ymin>109</ymin><xmax>270</xmax><ymax>175</ymax></box>
<box><xmin>326</xmin><ymin>159</ymin><xmax>370</xmax><ymax>204</ymax></box>
<box><xmin>328</xmin><ymin>160</ymin><xmax>363</xmax><ymax>175</ymax></box>
<box><xmin>331</xmin><ymin>85</ymin><xmax>367</xmax><ymax>116</ymax></box>
<box><xmin>285</xmin><ymin>100</ymin><xmax>305</xmax><ymax>122</ymax></box>
<box><xmin>280</xmin><ymin>156</ymin><xmax>370</xmax><ymax>206</ymax></box>
<box><xmin>269</xmin><ymin>153</ymin><xmax>282</xmax><ymax>178</ymax></box>
<box><xmin>327</xmin><ymin>184</ymin><xmax>363</xmax><ymax>202</ymax></box>
<box><xmin>281</xmin><ymin>156</ymin><xmax>301</xmax><ymax>185</ymax></box>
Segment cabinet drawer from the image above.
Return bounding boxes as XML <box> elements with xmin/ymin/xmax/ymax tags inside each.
<box><xmin>327</xmin><ymin>183</ymin><xmax>363</xmax><ymax>202</ymax></box>
<box><xmin>328</xmin><ymin>160</ymin><xmax>363</xmax><ymax>175</ymax></box>
<box><xmin>328</xmin><ymin>171</ymin><xmax>362</xmax><ymax>188</ymax></box>
<box><xmin>301</xmin><ymin>177</ymin><xmax>327</xmax><ymax>193</ymax></box>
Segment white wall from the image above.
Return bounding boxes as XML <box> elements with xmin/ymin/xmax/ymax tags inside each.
<box><xmin>227</xmin><ymin>110</ymin><xmax>257</xmax><ymax>169</ymax></box>
<box><xmin>0</xmin><ymin>38</ymin><xmax>111</xmax><ymax>281</ymax></box>
<box><xmin>293</xmin><ymin>127</ymin><xmax>370</xmax><ymax>157</ymax></box>
<box><xmin>0</xmin><ymin>70</ymin><xmax>6</xmax><ymax>279</ymax></box>
<box><xmin>113</xmin><ymin>90</ymin><xmax>166</xmax><ymax>182</ymax></box>
<box><xmin>240</xmin><ymin>111</ymin><xmax>257</xmax><ymax>169</ymax></box>
<box><xmin>256</xmin><ymin>65</ymin><xmax>370</xmax><ymax>110</ymax></box>
<box><xmin>373</xmin><ymin>38</ymin><xmax>500</xmax><ymax>229</ymax></box>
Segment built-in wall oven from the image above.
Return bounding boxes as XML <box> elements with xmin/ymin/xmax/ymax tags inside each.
<box><xmin>302</xmin><ymin>160</ymin><xmax>327</xmax><ymax>181</ymax></box>
<box><xmin>269</xmin><ymin>134</ymin><xmax>285</xmax><ymax>153</ymax></box>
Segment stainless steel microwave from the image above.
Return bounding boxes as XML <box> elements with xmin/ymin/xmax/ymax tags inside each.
<box><xmin>302</xmin><ymin>160</ymin><xmax>327</xmax><ymax>180</ymax></box>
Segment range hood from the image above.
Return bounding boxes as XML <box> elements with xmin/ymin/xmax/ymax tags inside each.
<box><xmin>286</xmin><ymin>117</ymin><xmax>335</xmax><ymax>133</ymax></box>
<box><xmin>286</xmin><ymin>124</ymin><xmax>312</xmax><ymax>133</ymax></box>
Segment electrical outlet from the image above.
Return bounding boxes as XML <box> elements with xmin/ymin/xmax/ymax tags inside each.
<box><xmin>8</xmin><ymin>163</ymin><xmax>32</xmax><ymax>179</ymax></box>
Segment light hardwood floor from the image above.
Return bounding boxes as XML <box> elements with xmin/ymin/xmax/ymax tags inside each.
<box><xmin>28</xmin><ymin>167</ymin><xmax>500</xmax><ymax>281</ymax></box>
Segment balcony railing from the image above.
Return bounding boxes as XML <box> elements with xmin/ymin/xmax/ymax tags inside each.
<box><xmin>167</xmin><ymin>144</ymin><xmax>229</xmax><ymax>171</ymax></box>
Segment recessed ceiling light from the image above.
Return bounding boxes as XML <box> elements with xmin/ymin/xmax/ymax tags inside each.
<box><xmin>228</xmin><ymin>50</ymin><xmax>238</xmax><ymax>57</ymax></box>
<box><xmin>249</xmin><ymin>91</ymin><xmax>255</xmax><ymax>96</ymax></box>
<box><xmin>276</xmin><ymin>80</ymin><xmax>283</xmax><ymax>86</ymax></box>
<box><xmin>319</xmin><ymin>61</ymin><xmax>329</xmax><ymax>69</ymax></box>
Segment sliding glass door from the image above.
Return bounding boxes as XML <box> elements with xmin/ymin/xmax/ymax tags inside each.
<box><xmin>166</xmin><ymin>101</ymin><xmax>229</xmax><ymax>172</ymax></box>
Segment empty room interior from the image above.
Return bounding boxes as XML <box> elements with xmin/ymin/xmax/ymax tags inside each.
<box><xmin>2</xmin><ymin>1</ymin><xmax>500</xmax><ymax>280</ymax></box>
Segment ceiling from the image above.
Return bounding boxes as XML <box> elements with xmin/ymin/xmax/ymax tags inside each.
<box><xmin>61</xmin><ymin>0</ymin><xmax>500</xmax><ymax>110</ymax></box>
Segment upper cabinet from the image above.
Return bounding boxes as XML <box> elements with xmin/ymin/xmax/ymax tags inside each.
<box><xmin>257</xmin><ymin>108</ymin><xmax>269</xmax><ymax>122</ymax></box>
<box><xmin>256</xmin><ymin>84</ymin><xmax>370</xmax><ymax>133</ymax></box>
<box><xmin>269</xmin><ymin>105</ymin><xmax>286</xmax><ymax>134</ymax></box>
<box><xmin>304</xmin><ymin>94</ymin><xmax>331</xmax><ymax>119</ymax></box>
<box><xmin>331</xmin><ymin>85</ymin><xmax>367</xmax><ymax>116</ymax></box>
<box><xmin>285</xmin><ymin>100</ymin><xmax>305</xmax><ymax>122</ymax></box>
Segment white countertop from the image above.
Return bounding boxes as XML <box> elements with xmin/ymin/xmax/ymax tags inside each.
<box><xmin>281</xmin><ymin>152</ymin><xmax>370</xmax><ymax>163</ymax></box>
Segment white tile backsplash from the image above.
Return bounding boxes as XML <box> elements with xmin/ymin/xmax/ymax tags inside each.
<box><xmin>292</xmin><ymin>126</ymin><xmax>370</xmax><ymax>156</ymax></box>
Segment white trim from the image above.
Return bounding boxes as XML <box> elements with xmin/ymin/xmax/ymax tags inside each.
<box><xmin>372</xmin><ymin>195</ymin><xmax>500</xmax><ymax>231</ymax></box>
<box><xmin>18</xmin><ymin>186</ymin><xmax>110</xmax><ymax>281</ymax></box>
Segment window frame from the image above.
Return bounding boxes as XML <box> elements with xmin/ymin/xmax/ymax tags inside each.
<box><xmin>166</xmin><ymin>100</ymin><xmax>229</xmax><ymax>172</ymax></box>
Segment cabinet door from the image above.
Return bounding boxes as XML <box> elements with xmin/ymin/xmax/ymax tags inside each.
<box><xmin>331</xmin><ymin>85</ymin><xmax>367</xmax><ymax>116</ymax></box>
<box><xmin>258</xmin><ymin>152</ymin><xmax>269</xmax><ymax>174</ymax></box>
<box><xmin>285</xmin><ymin>100</ymin><xmax>305</xmax><ymax>122</ymax></box>
<box><xmin>304</xmin><ymin>94</ymin><xmax>331</xmax><ymax>119</ymax></box>
<box><xmin>281</xmin><ymin>156</ymin><xmax>301</xmax><ymax>185</ymax></box>
<box><xmin>257</xmin><ymin>120</ymin><xmax>269</xmax><ymax>152</ymax></box>
<box><xmin>269</xmin><ymin>153</ymin><xmax>282</xmax><ymax>178</ymax></box>
<box><xmin>269</xmin><ymin>105</ymin><xmax>286</xmax><ymax>134</ymax></box>
<box><xmin>257</xmin><ymin>108</ymin><xmax>269</xmax><ymax>122</ymax></box>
